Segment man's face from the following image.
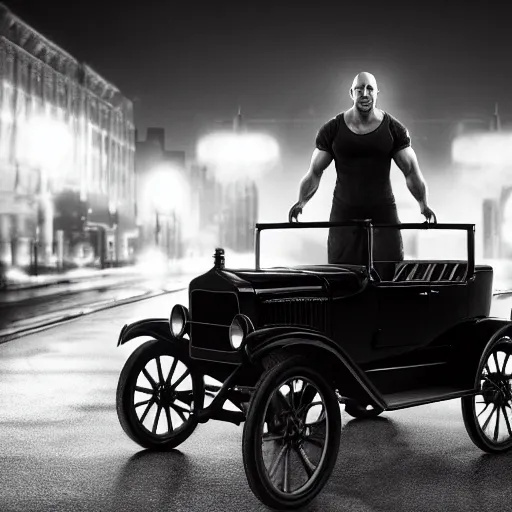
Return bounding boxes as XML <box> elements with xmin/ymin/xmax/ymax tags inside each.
<box><xmin>350</xmin><ymin>75</ymin><xmax>379</xmax><ymax>114</ymax></box>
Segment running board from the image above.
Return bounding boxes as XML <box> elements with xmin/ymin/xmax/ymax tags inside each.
<box><xmin>383</xmin><ymin>386</ymin><xmax>476</xmax><ymax>411</ymax></box>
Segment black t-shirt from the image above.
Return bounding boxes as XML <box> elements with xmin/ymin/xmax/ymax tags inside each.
<box><xmin>315</xmin><ymin>111</ymin><xmax>411</xmax><ymax>210</ymax></box>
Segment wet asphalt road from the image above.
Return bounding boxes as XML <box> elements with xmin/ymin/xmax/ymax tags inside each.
<box><xmin>0</xmin><ymin>293</ymin><xmax>512</xmax><ymax>512</ymax></box>
<box><xmin>0</xmin><ymin>273</ymin><xmax>190</xmax><ymax>335</ymax></box>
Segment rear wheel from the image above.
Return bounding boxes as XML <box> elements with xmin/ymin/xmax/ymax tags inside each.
<box><xmin>242</xmin><ymin>356</ymin><xmax>341</xmax><ymax>510</ymax></box>
<box><xmin>462</xmin><ymin>336</ymin><xmax>512</xmax><ymax>453</ymax></box>
<box><xmin>117</xmin><ymin>339</ymin><xmax>204</xmax><ymax>450</ymax></box>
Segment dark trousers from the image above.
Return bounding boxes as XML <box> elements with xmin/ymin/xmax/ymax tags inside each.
<box><xmin>327</xmin><ymin>202</ymin><xmax>404</xmax><ymax>267</ymax></box>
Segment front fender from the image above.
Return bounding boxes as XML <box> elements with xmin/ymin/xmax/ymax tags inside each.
<box><xmin>245</xmin><ymin>326</ymin><xmax>386</xmax><ymax>410</ymax></box>
<box><xmin>117</xmin><ymin>318</ymin><xmax>175</xmax><ymax>347</ymax></box>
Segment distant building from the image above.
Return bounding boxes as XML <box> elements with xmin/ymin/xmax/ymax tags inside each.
<box><xmin>195</xmin><ymin>110</ymin><xmax>260</xmax><ymax>254</ymax></box>
<box><xmin>187</xmin><ymin>162</ymin><xmax>259</xmax><ymax>254</ymax></box>
<box><xmin>450</xmin><ymin>107</ymin><xmax>512</xmax><ymax>260</ymax></box>
<box><xmin>0</xmin><ymin>3</ymin><xmax>136</xmax><ymax>270</ymax></box>
<box><xmin>135</xmin><ymin>123</ymin><xmax>260</xmax><ymax>260</ymax></box>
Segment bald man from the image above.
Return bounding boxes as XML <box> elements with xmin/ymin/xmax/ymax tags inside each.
<box><xmin>289</xmin><ymin>71</ymin><xmax>436</xmax><ymax>270</ymax></box>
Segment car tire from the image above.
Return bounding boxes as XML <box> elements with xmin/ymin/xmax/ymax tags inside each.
<box><xmin>344</xmin><ymin>399</ymin><xmax>384</xmax><ymax>419</ymax></box>
<box><xmin>117</xmin><ymin>339</ymin><xmax>204</xmax><ymax>451</ymax></box>
<box><xmin>461</xmin><ymin>336</ymin><xmax>512</xmax><ymax>453</ymax></box>
<box><xmin>242</xmin><ymin>355</ymin><xmax>341</xmax><ymax>510</ymax></box>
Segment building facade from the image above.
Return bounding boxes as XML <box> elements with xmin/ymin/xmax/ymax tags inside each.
<box><xmin>0</xmin><ymin>4</ymin><xmax>136</xmax><ymax>270</ymax></box>
<box><xmin>135</xmin><ymin>125</ymin><xmax>259</xmax><ymax>262</ymax></box>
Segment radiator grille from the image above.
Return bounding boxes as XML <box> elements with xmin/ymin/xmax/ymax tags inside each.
<box><xmin>259</xmin><ymin>297</ymin><xmax>328</xmax><ymax>332</ymax></box>
<box><xmin>190</xmin><ymin>290</ymin><xmax>239</xmax><ymax>351</ymax></box>
<box><xmin>190</xmin><ymin>290</ymin><xmax>239</xmax><ymax>325</ymax></box>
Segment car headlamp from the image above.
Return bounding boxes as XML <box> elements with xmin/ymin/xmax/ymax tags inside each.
<box><xmin>170</xmin><ymin>304</ymin><xmax>189</xmax><ymax>338</ymax></box>
<box><xmin>229</xmin><ymin>314</ymin><xmax>254</xmax><ymax>350</ymax></box>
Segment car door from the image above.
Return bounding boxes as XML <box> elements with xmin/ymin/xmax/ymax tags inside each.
<box><xmin>427</xmin><ymin>282</ymin><xmax>468</xmax><ymax>342</ymax></box>
<box><xmin>373</xmin><ymin>282</ymin><xmax>431</xmax><ymax>348</ymax></box>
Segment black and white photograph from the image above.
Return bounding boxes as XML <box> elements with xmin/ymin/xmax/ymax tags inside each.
<box><xmin>0</xmin><ymin>1</ymin><xmax>512</xmax><ymax>511</ymax></box>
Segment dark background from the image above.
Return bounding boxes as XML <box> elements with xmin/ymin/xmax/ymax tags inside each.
<box><xmin>3</xmin><ymin>0</ymin><xmax>509</xmax><ymax>153</ymax></box>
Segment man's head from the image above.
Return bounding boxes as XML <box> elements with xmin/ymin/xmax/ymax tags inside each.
<box><xmin>350</xmin><ymin>72</ymin><xmax>379</xmax><ymax>114</ymax></box>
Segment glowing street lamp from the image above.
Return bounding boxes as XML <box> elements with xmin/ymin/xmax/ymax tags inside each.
<box><xmin>26</xmin><ymin>113</ymin><xmax>73</xmax><ymax>181</ymax></box>
<box><xmin>197</xmin><ymin>131</ymin><xmax>280</xmax><ymax>182</ymax></box>
<box><xmin>452</xmin><ymin>132</ymin><xmax>512</xmax><ymax>169</ymax></box>
<box><xmin>196</xmin><ymin>115</ymin><xmax>280</xmax><ymax>251</ymax></box>
<box><xmin>143</xmin><ymin>163</ymin><xmax>190</xmax><ymax>258</ymax></box>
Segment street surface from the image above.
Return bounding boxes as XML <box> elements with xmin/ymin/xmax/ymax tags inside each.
<box><xmin>0</xmin><ymin>292</ymin><xmax>512</xmax><ymax>511</ymax></box>
<box><xmin>0</xmin><ymin>271</ymin><xmax>193</xmax><ymax>341</ymax></box>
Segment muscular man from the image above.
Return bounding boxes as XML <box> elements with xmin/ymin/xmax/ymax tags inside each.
<box><xmin>289</xmin><ymin>71</ymin><xmax>436</xmax><ymax>267</ymax></box>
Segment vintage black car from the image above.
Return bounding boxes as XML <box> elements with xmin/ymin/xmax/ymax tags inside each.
<box><xmin>116</xmin><ymin>220</ymin><xmax>512</xmax><ymax>510</ymax></box>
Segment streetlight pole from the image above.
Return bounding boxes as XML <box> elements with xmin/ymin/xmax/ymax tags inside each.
<box><xmin>155</xmin><ymin>210</ymin><xmax>160</xmax><ymax>246</ymax></box>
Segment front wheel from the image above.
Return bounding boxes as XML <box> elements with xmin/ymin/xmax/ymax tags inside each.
<box><xmin>242</xmin><ymin>356</ymin><xmax>341</xmax><ymax>510</ymax></box>
<box><xmin>116</xmin><ymin>339</ymin><xmax>204</xmax><ymax>450</ymax></box>
<box><xmin>462</xmin><ymin>336</ymin><xmax>512</xmax><ymax>453</ymax></box>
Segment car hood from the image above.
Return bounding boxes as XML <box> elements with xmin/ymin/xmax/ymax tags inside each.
<box><xmin>220</xmin><ymin>264</ymin><xmax>369</xmax><ymax>299</ymax></box>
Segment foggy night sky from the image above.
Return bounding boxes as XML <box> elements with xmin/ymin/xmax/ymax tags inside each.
<box><xmin>3</xmin><ymin>0</ymin><xmax>511</xmax><ymax>156</ymax></box>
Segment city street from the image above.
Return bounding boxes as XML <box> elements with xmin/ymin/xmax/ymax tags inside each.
<box><xmin>1</xmin><ymin>2</ymin><xmax>511</xmax><ymax>511</ymax></box>
<box><xmin>0</xmin><ymin>292</ymin><xmax>512</xmax><ymax>512</ymax></box>
<box><xmin>0</xmin><ymin>270</ymin><xmax>192</xmax><ymax>340</ymax></box>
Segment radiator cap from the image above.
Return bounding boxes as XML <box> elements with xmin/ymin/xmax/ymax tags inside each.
<box><xmin>214</xmin><ymin>247</ymin><xmax>225</xmax><ymax>269</ymax></box>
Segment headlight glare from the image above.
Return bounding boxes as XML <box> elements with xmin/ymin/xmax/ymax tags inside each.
<box><xmin>229</xmin><ymin>319</ymin><xmax>244</xmax><ymax>349</ymax></box>
<box><xmin>229</xmin><ymin>314</ymin><xmax>254</xmax><ymax>350</ymax></box>
<box><xmin>170</xmin><ymin>305</ymin><xmax>188</xmax><ymax>338</ymax></box>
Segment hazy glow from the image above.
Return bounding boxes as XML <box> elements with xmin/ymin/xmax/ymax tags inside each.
<box><xmin>25</xmin><ymin>114</ymin><xmax>73</xmax><ymax>174</ymax></box>
<box><xmin>136</xmin><ymin>248</ymin><xmax>169</xmax><ymax>274</ymax></box>
<box><xmin>1</xmin><ymin>110</ymin><xmax>13</xmax><ymax>123</ymax></box>
<box><xmin>502</xmin><ymin>194</ymin><xmax>512</xmax><ymax>246</ymax></box>
<box><xmin>5</xmin><ymin>267</ymin><xmax>29</xmax><ymax>283</ymax></box>
<box><xmin>144</xmin><ymin>164</ymin><xmax>191</xmax><ymax>215</ymax></box>
<box><xmin>196</xmin><ymin>131</ymin><xmax>280</xmax><ymax>183</ymax></box>
<box><xmin>452</xmin><ymin>132</ymin><xmax>512</xmax><ymax>166</ymax></box>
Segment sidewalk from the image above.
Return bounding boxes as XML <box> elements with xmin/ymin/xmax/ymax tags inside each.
<box><xmin>1</xmin><ymin>265</ymin><xmax>158</xmax><ymax>291</ymax></box>
<box><xmin>0</xmin><ymin>250</ymin><xmax>256</xmax><ymax>290</ymax></box>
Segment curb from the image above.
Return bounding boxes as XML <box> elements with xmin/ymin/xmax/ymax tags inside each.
<box><xmin>0</xmin><ymin>272</ymin><xmax>196</xmax><ymax>306</ymax></box>
<box><xmin>1</xmin><ymin>263</ymin><xmax>209</xmax><ymax>292</ymax></box>
<box><xmin>493</xmin><ymin>290</ymin><xmax>512</xmax><ymax>298</ymax></box>
<box><xmin>1</xmin><ymin>272</ymin><xmax>150</xmax><ymax>293</ymax></box>
<box><xmin>1</xmin><ymin>268</ymin><xmax>138</xmax><ymax>291</ymax></box>
<box><xmin>0</xmin><ymin>285</ymin><xmax>188</xmax><ymax>345</ymax></box>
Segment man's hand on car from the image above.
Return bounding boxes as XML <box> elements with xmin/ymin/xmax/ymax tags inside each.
<box><xmin>288</xmin><ymin>202</ymin><xmax>304</xmax><ymax>223</ymax></box>
<box><xmin>421</xmin><ymin>205</ymin><xmax>437</xmax><ymax>224</ymax></box>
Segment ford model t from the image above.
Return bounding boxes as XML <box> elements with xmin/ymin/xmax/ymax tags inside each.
<box><xmin>115</xmin><ymin>220</ymin><xmax>512</xmax><ymax>510</ymax></box>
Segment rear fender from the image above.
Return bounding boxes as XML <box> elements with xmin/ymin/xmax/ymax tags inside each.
<box><xmin>446</xmin><ymin>317</ymin><xmax>512</xmax><ymax>388</ymax></box>
<box><xmin>117</xmin><ymin>318</ymin><xmax>176</xmax><ymax>347</ymax></box>
<box><xmin>246</xmin><ymin>327</ymin><xmax>386</xmax><ymax>410</ymax></box>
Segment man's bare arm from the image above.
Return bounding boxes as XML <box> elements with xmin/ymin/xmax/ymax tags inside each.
<box><xmin>296</xmin><ymin>149</ymin><xmax>333</xmax><ymax>207</ymax></box>
<box><xmin>393</xmin><ymin>147</ymin><xmax>429</xmax><ymax>212</ymax></box>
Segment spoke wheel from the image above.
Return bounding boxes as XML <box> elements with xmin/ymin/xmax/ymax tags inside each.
<box><xmin>462</xmin><ymin>336</ymin><xmax>512</xmax><ymax>453</ymax></box>
<box><xmin>117</xmin><ymin>339</ymin><xmax>204</xmax><ymax>450</ymax></box>
<box><xmin>243</xmin><ymin>356</ymin><xmax>341</xmax><ymax>510</ymax></box>
<box><xmin>344</xmin><ymin>399</ymin><xmax>384</xmax><ymax>419</ymax></box>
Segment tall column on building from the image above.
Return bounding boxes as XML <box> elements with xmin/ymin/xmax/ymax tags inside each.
<box><xmin>39</xmin><ymin>64</ymin><xmax>56</xmax><ymax>264</ymax></box>
<box><xmin>0</xmin><ymin>215</ymin><xmax>12</xmax><ymax>265</ymax></box>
